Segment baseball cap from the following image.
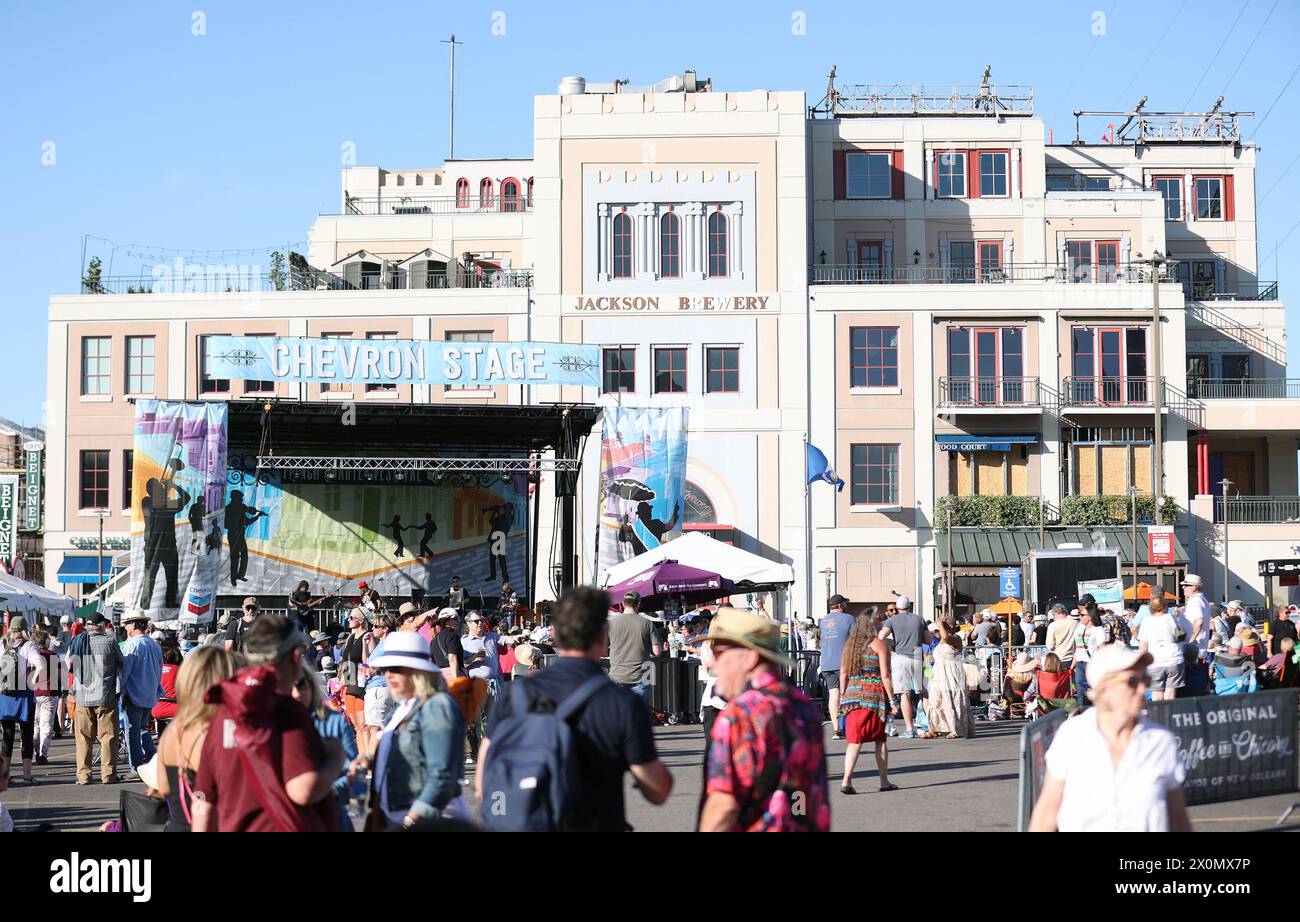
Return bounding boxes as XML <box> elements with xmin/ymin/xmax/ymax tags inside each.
<box><xmin>1225</xmin><ymin>599</ymin><xmax>1244</xmax><ymax>612</ymax></box>
<box><xmin>1085</xmin><ymin>644</ymin><xmax>1153</xmax><ymax>689</ymax></box>
<box><xmin>242</xmin><ymin>596</ymin><xmax>258</xmax><ymax>608</ymax></box>
<box><xmin>1078</xmin><ymin>593</ymin><xmax>1096</xmax><ymax>607</ymax></box>
<box><xmin>87</xmin><ymin>613</ymin><xmax>107</xmax><ymax>626</ymax></box>
<box><xmin>828</xmin><ymin>594</ymin><xmax>849</xmax><ymax>607</ymax></box>
<box><xmin>895</xmin><ymin>595</ymin><xmax>912</xmax><ymax>611</ymax></box>
<box><xmin>623</xmin><ymin>590</ymin><xmax>641</xmax><ymax>607</ymax></box>
<box><xmin>358</xmin><ymin>581</ymin><xmax>369</xmax><ymax>589</ymax></box>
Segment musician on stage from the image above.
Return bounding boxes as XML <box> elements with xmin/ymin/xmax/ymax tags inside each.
<box><xmin>289</xmin><ymin>580</ymin><xmax>334</xmax><ymax>632</ymax></box>
<box><xmin>446</xmin><ymin>575</ymin><xmax>467</xmax><ymax>613</ymax></box>
<box><xmin>498</xmin><ymin>580</ymin><xmax>519</xmax><ymax>628</ymax></box>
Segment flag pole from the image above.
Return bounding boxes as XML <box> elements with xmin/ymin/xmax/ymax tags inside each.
<box><xmin>803</xmin><ymin>433</ymin><xmax>813</xmax><ymax>632</ymax></box>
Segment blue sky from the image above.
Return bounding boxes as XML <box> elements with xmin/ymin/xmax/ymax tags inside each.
<box><xmin>2</xmin><ymin>0</ymin><xmax>1298</xmax><ymax>428</ymax></box>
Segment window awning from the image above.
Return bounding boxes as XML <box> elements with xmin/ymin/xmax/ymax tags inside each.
<box><xmin>936</xmin><ymin>434</ymin><xmax>1039</xmax><ymax>452</ymax></box>
<box><xmin>56</xmin><ymin>556</ymin><xmax>121</xmax><ymax>584</ymax></box>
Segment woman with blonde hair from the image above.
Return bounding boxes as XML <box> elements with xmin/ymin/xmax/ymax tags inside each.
<box><xmin>154</xmin><ymin>645</ymin><xmax>241</xmax><ymax>832</ymax></box>
<box><xmin>923</xmin><ymin>620</ymin><xmax>974</xmax><ymax>739</ymax></box>
<box><xmin>838</xmin><ymin>607</ymin><xmax>896</xmax><ymax>794</ymax></box>
<box><xmin>349</xmin><ymin>631</ymin><xmax>465</xmax><ymax>830</ymax></box>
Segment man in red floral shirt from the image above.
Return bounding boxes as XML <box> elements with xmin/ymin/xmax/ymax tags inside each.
<box><xmin>697</xmin><ymin>607</ymin><xmax>830</xmax><ymax>832</ymax></box>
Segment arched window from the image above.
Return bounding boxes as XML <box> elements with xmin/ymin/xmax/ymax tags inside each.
<box><xmin>707</xmin><ymin>210</ymin><xmax>728</xmax><ymax>278</ymax></box>
<box><xmin>479</xmin><ymin>178</ymin><xmax>493</xmax><ymax>209</ymax></box>
<box><xmin>501</xmin><ymin>179</ymin><xmax>520</xmax><ymax>212</ymax></box>
<box><xmin>659</xmin><ymin>211</ymin><xmax>680</xmax><ymax>279</ymax></box>
<box><xmin>526</xmin><ymin>177</ymin><xmax>534</xmax><ymax>208</ymax></box>
<box><xmin>455</xmin><ymin>178</ymin><xmax>470</xmax><ymax>208</ymax></box>
<box><xmin>612</xmin><ymin>210</ymin><xmax>633</xmax><ymax>279</ymax></box>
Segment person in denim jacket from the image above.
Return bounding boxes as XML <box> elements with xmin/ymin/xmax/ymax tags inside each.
<box><xmin>352</xmin><ymin>632</ymin><xmax>465</xmax><ymax>829</ymax></box>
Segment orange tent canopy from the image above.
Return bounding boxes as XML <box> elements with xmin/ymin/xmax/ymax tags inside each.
<box><xmin>1122</xmin><ymin>582</ymin><xmax>1177</xmax><ymax>601</ymax></box>
<box><xmin>990</xmin><ymin>597</ymin><xmax>1025</xmax><ymax>614</ymax></box>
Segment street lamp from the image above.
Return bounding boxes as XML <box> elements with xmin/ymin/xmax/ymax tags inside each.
<box><xmin>1133</xmin><ymin>251</ymin><xmax>1175</xmax><ymax>500</ymax></box>
<box><xmin>1219</xmin><ymin>477</ymin><xmax>1234</xmax><ymax>605</ymax></box>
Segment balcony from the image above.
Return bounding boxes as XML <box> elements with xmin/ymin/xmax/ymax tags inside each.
<box><xmin>330</xmin><ymin>194</ymin><xmax>533</xmax><ymax>216</ymax></box>
<box><xmin>938</xmin><ymin>376</ymin><xmax>1041</xmax><ymax>409</ymax></box>
<box><xmin>809</xmin><ymin>261</ymin><xmax>1157</xmax><ymax>286</ymax></box>
<box><xmin>1060</xmin><ymin>376</ymin><xmax>1163</xmax><ymax>408</ymax></box>
<box><xmin>1215</xmin><ymin>496</ymin><xmax>1300</xmax><ymax>524</ymax></box>
<box><xmin>1182</xmin><ymin>280</ymin><xmax>1279</xmax><ymax>302</ymax></box>
<box><xmin>1188</xmin><ymin>379</ymin><xmax>1300</xmax><ymax>400</ymax></box>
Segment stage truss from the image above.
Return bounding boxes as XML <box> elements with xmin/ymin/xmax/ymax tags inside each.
<box><xmin>254</xmin><ymin>455</ymin><xmax>579</xmax><ymax>473</ymax></box>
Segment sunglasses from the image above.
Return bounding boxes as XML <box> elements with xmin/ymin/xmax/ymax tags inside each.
<box><xmin>1107</xmin><ymin>673</ymin><xmax>1149</xmax><ymax>691</ymax></box>
<box><xmin>244</xmin><ymin>605</ymin><xmax>258</xmax><ymax>611</ymax></box>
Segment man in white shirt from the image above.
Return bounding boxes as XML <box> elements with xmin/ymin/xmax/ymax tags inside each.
<box><xmin>1180</xmin><ymin>574</ymin><xmax>1211</xmax><ymax>660</ymax></box>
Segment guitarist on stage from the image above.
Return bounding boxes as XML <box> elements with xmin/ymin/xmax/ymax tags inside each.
<box><xmin>289</xmin><ymin>580</ymin><xmax>337</xmax><ymax>633</ymax></box>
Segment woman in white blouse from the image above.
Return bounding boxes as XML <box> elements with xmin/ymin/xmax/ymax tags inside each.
<box><xmin>1029</xmin><ymin>644</ymin><xmax>1191</xmax><ymax>832</ymax></box>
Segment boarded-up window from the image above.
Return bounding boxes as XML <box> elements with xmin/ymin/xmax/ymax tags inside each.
<box><xmin>977</xmin><ymin>453</ymin><xmax>1006</xmax><ymax>496</ymax></box>
<box><xmin>1132</xmin><ymin>444</ymin><xmax>1153</xmax><ymax>494</ymax></box>
<box><xmin>1100</xmin><ymin>445</ymin><xmax>1129</xmax><ymax>494</ymax></box>
<box><xmin>1076</xmin><ymin>446</ymin><xmax>1098</xmax><ymax>495</ymax></box>
<box><xmin>1010</xmin><ymin>448</ymin><xmax>1029</xmax><ymax>495</ymax></box>
<box><xmin>954</xmin><ymin>452</ymin><xmax>973</xmax><ymax>497</ymax></box>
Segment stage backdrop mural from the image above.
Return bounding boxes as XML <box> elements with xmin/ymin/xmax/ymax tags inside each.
<box><xmin>597</xmin><ymin>407</ymin><xmax>689</xmax><ymax>576</ymax></box>
<box><xmin>220</xmin><ymin>458</ymin><xmax>528</xmax><ymax>603</ymax></box>
<box><xmin>129</xmin><ymin>401</ymin><xmax>229</xmax><ymax>623</ymax></box>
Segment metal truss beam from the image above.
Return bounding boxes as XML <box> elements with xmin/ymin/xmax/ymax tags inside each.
<box><xmin>254</xmin><ymin>455</ymin><xmax>579</xmax><ymax>473</ymax></box>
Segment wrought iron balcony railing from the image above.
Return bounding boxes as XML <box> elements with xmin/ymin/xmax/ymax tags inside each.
<box><xmin>1215</xmin><ymin>496</ymin><xmax>1300</xmax><ymax>524</ymax></box>
<box><xmin>1060</xmin><ymin>376</ymin><xmax>1163</xmax><ymax>406</ymax></box>
<box><xmin>938</xmin><ymin>376</ymin><xmax>1041</xmax><ymax>407</ymax></box>
<box><xmin>1188</xmin><ymin>378</ymin><xmax>1300</xmax><ymax>399</ymax></box>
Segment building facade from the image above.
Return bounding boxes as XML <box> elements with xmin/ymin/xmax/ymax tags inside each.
<box><xmin>44</xmin><ymin>72</ymin><xmax>1299</xmax><ymax>614</ymax></box>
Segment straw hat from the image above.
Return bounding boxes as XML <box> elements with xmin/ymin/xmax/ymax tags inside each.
<box><xmin>514</xmin><ymin>644</ymin><xmax>539</xmax><ymax>668</ymax></box>
<box><xmin>694</xmin><ymin>606</ymin><xmax>792</xmax><ymax>668</ymax></box>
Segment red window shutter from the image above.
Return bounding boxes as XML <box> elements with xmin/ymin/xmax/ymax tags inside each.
<box><xmin>833</xmin><ymin>150</ymin><xmax>846</xmax><ymax>200</ymax></box>
<box><xmin>1223</xmin><ymin>174</ymin><xmax>1235</xmax><ymax>221</ymax></box>
<box><xmin>967</xmin><ymin>150</ymin><xmax>979</xmax><ymax>199</ymax></box>
<box><xmin>891</xmin><ymin>150</ymin><xmax>904</xmax><ymax>199</ymax></box>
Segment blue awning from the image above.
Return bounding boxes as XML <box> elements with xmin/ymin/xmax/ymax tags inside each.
<box><xmin>56</xmin><ymin>557</ymin><xmax>121</xmax><ymax>584</ymax></box>
<box><xmin>936</xmin><ymin>434</ymin><xmax>1039</xmax><ymax>452</ymax></box>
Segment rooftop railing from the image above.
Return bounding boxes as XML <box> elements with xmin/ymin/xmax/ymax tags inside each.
<box><xmin>83</xmin><ymin>266</ymin><xmax>533</xmax><ymax>295</ymax></box>
<box><xmin>1182</xmin><ymin>280</ymin><xmax>1279</xmax><ymax>302</ymax></box>
<box><xmin>332</xmin><ymin>194</ymin><xmax>533</xmax><ymax>216</ymax></box>
<box><xmin>810</xmin><ymin>262</ymin><xmax>1164</xmax><ymax>286</ymax></box>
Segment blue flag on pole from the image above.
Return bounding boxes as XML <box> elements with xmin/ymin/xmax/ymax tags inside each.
<box><xmin>806</xmin><ymin>443</ymin><xmax>845</xmax><ymax>492</ymax></box>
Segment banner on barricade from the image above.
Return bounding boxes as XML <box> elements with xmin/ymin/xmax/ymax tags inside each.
<box><xmin>1147</xmin><ymin>689</ymin><xmax>1299</xmax><ymax>806</ymax></box>
<box><xmin>1017</xmin><ymin>708</ymin><xmax>1068</xmax><ymax>831</ymax></box>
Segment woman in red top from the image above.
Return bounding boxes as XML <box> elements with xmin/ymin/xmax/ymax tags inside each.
<box><xmin>152</xmin><ymin>643</ymin><xmax>185</xmax><ymax>727</ymax></box>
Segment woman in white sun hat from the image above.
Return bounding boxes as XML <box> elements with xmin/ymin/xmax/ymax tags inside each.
<box><xmin>1029</xmin><ymin>644</ymin><xmax>1190</xmax><ymax>832</ymax></box>
<box><xmin>349</xmin><ymin>631</ymin><xmax>466</xmax><ymax>830</ymax></box>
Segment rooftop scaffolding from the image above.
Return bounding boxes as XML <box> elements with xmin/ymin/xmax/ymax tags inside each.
<box><xmin>1071</xmin><ymin>96</ymin><xmax>1252</xmax><ymax>144</ymax></box>
<box><xmin>810</xmin><ymin>65</ymin><xmax>1034</xmax><ymax>118</ymax></box>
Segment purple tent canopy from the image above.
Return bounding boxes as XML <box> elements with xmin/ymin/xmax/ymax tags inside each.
<box><xmin>605</xmin><ymin>559</ymin><xmax>735</xmax><ymax>609</ymax></box>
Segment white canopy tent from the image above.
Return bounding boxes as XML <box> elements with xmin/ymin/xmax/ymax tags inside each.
<box><xmin>599</xmin><ymin>532</ymin><xmax>795</xmax><ymax>594</ymax></box>
<box><xmin>0</xmin><ymin>571</ymin><xmax>77</xmax><ymax>619</ymax></box>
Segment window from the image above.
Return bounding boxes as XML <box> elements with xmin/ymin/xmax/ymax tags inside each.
<box><xmin>979</xmin><ymin>151</ymin><xmax>1009</xmax><ymax>197</ymax></box>
<box><xmin>602</xmin><ymin>347</ymin><xmax>636</xmax><ymax>394</ymax></box>
<box><xmin>1082</xmin><ymin>176</ymin><xmax>1111</xmax><ymax>191</ymax></box>
<box><xmin>846</xmin><ymin>152</ymin><xmax>892</xmax><ymax>199</ymax></box>
<box><xmin>479</xmin><ymin>178</ymin><xmax>493</xmax><ymax>209</ymax></box>
<box><xmin>1195</xmin><ymin>177</ymin><xmax>1222</xmax><ymax>220</ymax></box>
<box><xmin>1065</xmin><ymin>241</ymin><xmax>1093</xmax><ymax>283</ymax></box>
<box><xmin>198</xmin><ymin>334</ymin><xmax>230</xmax><ymax>394</ymax></box>
<box><xmin>951</xmin><ymin>444</ymin><xmax>1030</xmax><ymax>497</ymax></box>
<box><xmin>949</xmin><ymin>241</ymin><xmax>976</xmax><ymax>283</ymax></box>
<box><xmin>1096</xmin><ymin>240</ymin><xmax>1120</xmax><ymax>283</ymax></box>
<box><xmin>707</xmin><ymin>210</ymin><xmax>728</xmax><ymax>278</ymax></box>
<box><xmin>501</xmin><ymin>179</ymin><xmax>520</xmax><ymax>212</ymax></box>
<box><xmin>124</xmin><ymin>336</ymin><xmax>155</xmax><ymax>395</ymax></box>
<box><xmin>455</xmin><ymin>178</ymin><xmax>470</xmax><ymax>208</ymax></box>
<box><xmin>1188</xmin><ymin>259</ymin><xmax>1218</xmax><ymax>299</ymax></box>
<box><xmin>243</xmin><ymin>333</ymin><xmax>275</xmax><ymax>394</ymax></box>
<box><xmin>659</xmin><ymin>212</ymin><xmax>680</xmax><ymax>279</ymax></box>
<box><xmin>978</xmin><ymin>241</ymin><xmax>1003</xmax><ymax>281</ymax></box>
<box><xmin>1046</xmin><ymin>175</ymin><xmax>1073</xmax><ymax>192</ymax></box>
<box><xmin>1154</xmin><ymin>177</ymin><xmax>1183</xmax><ymax>220</ymax></box>
<box><xmin>526</xmin><ymin>177</ymin><xmax>534</xmax><ymax>208</ymax></box>
<box><xmin>318</xmin><ymin>332</ymin><xmax>351</xmax><ymax>394</ymax></box>
<box><xmin>850</xmin><ymin>444</ymin><xmax>900</xmax><ymax>505</ymax></box>
<box><xmin>946</xmin><ymin>327</ymin><xmax>1025</xmax><ymax>404</ymax></box>
<box><xmin>936</xmin><ymin>151</ymin><xmax>966</xmax><ymax>198</ymax></box>
<box><xmin>81</xmin><ymin>337</ymin><xmax>111</xmax><ymax>396</ymax></box>
<box><xmin>1222</xmin><ymin>354</ymin><xmax>1250</xmax><ymax>380</ymax></box>
<box><xmin>122</xmin><ymin>449</ymin><xmax>134</xmax><ymax>510</ymax></box>
<box><xmin>1069</xmin><ymin>326</ymin><xmax>1149</xmax><ymax>403</ymax></box>
<box><xmin>1070</xmin><ymin>427</ymin><xmax>1154</xmax><ymax>496</ymax></box>
<box><xmin>612</xmin><ymin>211</ymin><xmax>633</xmax><ymax>279</ymax></box>
<box><xmin>705</xmin><ymin>346</ymin><xmax>740</xmax><ymax>394</ymax></box>
<box><xmin>79</xmin><ymin>450</ymin><xmax>110</xmax><ymax>510</ymax></box>
<box><xmin>849</xmin><ymin>327</ymin><xmax>899</xmax><ymax>388</ymax></box>
<box><xmin>653</xmin><ymin>347</ymin><xmax>687</xmax><ymax>394</ymax></box>
<box><xmin>445</xmin><ymin>331</ymin><xmax>491</xmax><ymax>391</ymax></box>
<box><xmin>365</xmin><ymin>332</ymin><xmax>398</xmax><ymax>392</ymax></box>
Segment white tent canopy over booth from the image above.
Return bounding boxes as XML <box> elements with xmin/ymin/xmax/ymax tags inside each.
<box><xmin>0</xmin><ymin>571</ymin><xmax>77</xmax><ymax>619</ymax></box>
<box><xmin>599</xmin><ymin>532</ymin><xmax>795</xmax><ymax>597</ymax></box>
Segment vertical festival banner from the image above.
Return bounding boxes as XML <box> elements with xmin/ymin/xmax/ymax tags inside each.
<box><xmin>23</xmin><ymin>442</ymin><xmax>43</xmax><ymax>532</ymax></box>
<box><xmin>597</xmin><ymin>407</ymin><xmax>688</xmax><ymax>576</ymax></box>
<box><xmin>129</xmin><ymin>401</ymin><xmax>228</xmax><ymax>623</ymax></box>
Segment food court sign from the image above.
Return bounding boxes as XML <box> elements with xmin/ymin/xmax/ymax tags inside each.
<box><xmin>204</xmin><ymin>336</ymin><xmax>601</xmax><ymax>388</ymax></box>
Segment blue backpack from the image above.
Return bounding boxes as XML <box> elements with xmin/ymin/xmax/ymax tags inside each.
<box><xmin>479</xmin><ymin>673</ymin><xmax>609</xmax><ymax>832</ymax></box>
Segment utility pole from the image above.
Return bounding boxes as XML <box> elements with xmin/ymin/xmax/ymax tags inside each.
<box><xmin>442</xmin><ymin>35</ymin><xmax>462</xmax><ymax>161</ymax></box>
<box><xmin>1129</xmin><ymin>485</ymin><xmax>1139</xmax><ymax>598</ymax></box>
<box><xmin>1134</xmin><ymin>251</ymin><xmax>1173</xmax><ymax>501</ymax></box>
<box><xmin>1219</xmin><ymin>478</ymin><xmax>1233</xmax><ymax>605</ymax></box>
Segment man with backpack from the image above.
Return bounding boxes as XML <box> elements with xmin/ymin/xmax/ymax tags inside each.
<box><xmin>224</xmin><ymin>597</ymin><xmax>261</xmax><ymax>653</ymax></box>
<box><xmin>475</xmin><ymin>585</ymin><xmax>673</xmax><ymax>832</ymax></box>
<box><xmin>192</xmin><ymin>613</ymin><xmax>344</xmax><ymax>832</ymax></box>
